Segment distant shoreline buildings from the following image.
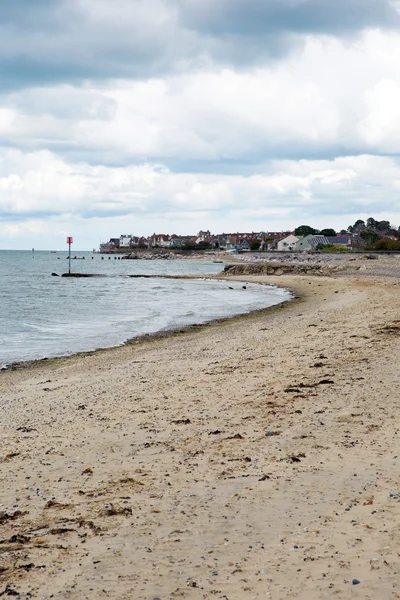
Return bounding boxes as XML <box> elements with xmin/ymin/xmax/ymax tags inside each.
<box><xmin>100</xmin><ymin>219</ymin><xmax>400</xmax><ymax>253</ymax></box>
<box><xmin>100</xmin><ymin>230</ymin><xmax>292</xmax><ymax>253</ymax></box>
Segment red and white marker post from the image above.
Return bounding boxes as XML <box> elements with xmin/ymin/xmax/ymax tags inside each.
<box><xmin>67</xmin><ymin>236</ymin><xmax>73</xmax><ymax>273</ymax></box>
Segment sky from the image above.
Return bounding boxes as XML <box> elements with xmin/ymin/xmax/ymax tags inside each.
<box><xmin>1</xmin><ymin>0</ymin><xmax>400</xmax><ymax>249</ymax></box>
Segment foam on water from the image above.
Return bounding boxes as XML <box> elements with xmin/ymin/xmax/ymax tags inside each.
<box><xmin>0</xmin><ymin>250</ymin><xmax>292</xmax><ymax>368</ymax></box>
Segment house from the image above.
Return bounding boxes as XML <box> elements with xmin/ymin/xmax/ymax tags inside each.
<box><xmin>325</xmin><ymin>235</ymin><xmax>352</xmax><ymax>247</ymax></box>
<box><xmin>213</xmin><ymin>235</ymin><xmax>233</xmax><ymax>250</ymax></box>
<box><xmin>277</xmin><ymin>234</ymin><xmax>299</xmax><ymax>251</ymax></box>
<box><xmin>119</xmin><ymin>234</ymin><xmax>133</xmax><ymax>247</ymax></box>
<box><xmin>170</xmin><ymin>235</ymin><xmax>197</xmax><ymax>248</ymax></box>
<box><xmin>151</xmin><ymin>234</ymin><xmax>171</xmax><ymax>248</ymax></box>
<box><xmin>295</xmin><ymin>235</ymin><xmax>328</xmax><ymax>251</ymax></box>
<box><xmin>237</xmin><ymin>239</ymin><xmax>251</xmax><ymax>251</ymax></box>
<box><xmin>296</xmin><ymin>234</ymin><xmax>352</xmax><ymax>251</ymax></box>
<box><xmin>99</xmin><ymin>237</ymin><xmax>120</xmax><ymax>252</ymax></box>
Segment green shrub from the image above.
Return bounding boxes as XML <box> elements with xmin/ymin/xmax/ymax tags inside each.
<box><xmin>320</xmin><ymin>244</ymin><xmax>351</xmax><ymax>253</ymax></box>
<box><xmin>373</xmin><ymin>238</ymin><xmax>400</xmax><ymax>251</ymax></box>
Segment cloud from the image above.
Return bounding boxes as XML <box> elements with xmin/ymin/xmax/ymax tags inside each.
<box><xmin>0</xmin><ymin>1</ymin><xmax>400</xmax><ymax>249</ymax></box>
<box><xmin>1</xmin><ymin>148</ymin><xmax>399</xmax><ymax>226</ymax></box>
<box><xmin>3</xmin><ymin>30</ymin><xmax>400</xmax><ymax>169</ymax></box>
<box><xmin>180</xmin><ymin>0</ymin><xmax>399</xmax><ymax>36</ymax></box>
<box><xmin>1</xmin><ymin>0</ymin><xmax>399</xmax><ymax>92</ymax></box>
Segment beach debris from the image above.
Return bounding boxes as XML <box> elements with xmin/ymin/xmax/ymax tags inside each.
<box><xmin>117</xmin><ymin>477</ymin><xmax>144</xmax><ymax>486</ymax></box>
<box><xmin>44</xmin><ymin>500</ymin><xmax>70</xmax><ymax>510</ymax></box>
<box><xmin>0</xmin><ymin>534</ymin><xmax>30</xmax><ymax>545</ymax></box>
<box><xmin>0</xmin><ymin>584</ymin><xmax>20</xmax><ymax>597</ymax></box>
<box><xmin>378</xmin><ymin>321</ymin><xmax>400</xmax><ymax>335</ymax></box>
<box><xmin>0</xmin><ymin>452</ymin><xmax>20</xmax><ymax>462</ymax></box>
<box><xmin>286</xmin><ymin>452</ymin><xmax>306</xmax><ymax>463</ymax></box>
<box><xmin>16</xmin><ymin>426</ymin><xmax>36</xmax><ymax>433</ymax></box>
<box><xmin>265</xmin><ymin>431</ymin><xmax>280</xmax><ymax>437</ymax></box>
<box><xmin>352</xmin><ymin>579</ymin><xmax>360</xmax><ymax>585</ymax></box>
<box><xmin>16</xmin><ymin>563</ymin><xmax>36</xmax><ymax>571</ymax></box>
<box><xmin>81</xmin><ymin>467</ymin><xmax>94</xmax><ymax>475</ymax></box>
<box><xmin>100</xmin><ymin>504</ymin><xmax>133</xmax><ymax>517</ymax></box>
<box><xmin>48</xmin><ymin>528</ymin><xmax>75</xmax><ymax>535</ymax></box>
<box><xmin>0</xmin><ymin>510</ymin><xmax>27</xmax><ymax>525</ymax></box>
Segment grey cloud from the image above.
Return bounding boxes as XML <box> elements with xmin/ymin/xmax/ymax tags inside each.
<box><xmin>179</xmin><ymin>0</ymin><xmax>399</xmax><ymax>36</ymax></box>
<box><xmin>0</xmin><ymin>0</ymin><xmax>398</xmax><ymax>92</ymax></box>
<box><xmin>0</xmin><ymin>0</ymin><xmax>186</xmax><ymax>89</ymax></box>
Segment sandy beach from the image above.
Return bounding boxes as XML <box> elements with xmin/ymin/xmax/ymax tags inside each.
<box><xmin>1</xmin><ymin>257</ymin><xmax>400</xmax><ymax>600</ymax></box>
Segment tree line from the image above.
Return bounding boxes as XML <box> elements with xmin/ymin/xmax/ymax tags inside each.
<box><xmin>294</xmin><ymin>217</ymin><xmax>400</xmax><ymax>250</ymax></box>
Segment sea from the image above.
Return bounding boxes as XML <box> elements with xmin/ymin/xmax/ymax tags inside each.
<box><xmin>0</xmin><ymin>250</ymin><xmax>292</xmax><ymax>369</ymax></box>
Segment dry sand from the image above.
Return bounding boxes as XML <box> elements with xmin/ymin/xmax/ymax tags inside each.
<box><xmin>1</xmin><ymin>260</ymin><xmax>400</xmax><ymax>599</ymax></box>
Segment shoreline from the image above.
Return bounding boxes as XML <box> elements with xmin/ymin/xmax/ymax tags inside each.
<box><xmin>0</xmin><ymin>270</ymin><xmax>399</xmax><ymax>599</ymax></box>
<box><xmin>1</xmin><ymin>277</ymin><xmax>295</xmax><ymax>373</ymax></box>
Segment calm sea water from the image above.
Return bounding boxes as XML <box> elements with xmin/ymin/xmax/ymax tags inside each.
<box><xmin>0</xmin><ymin>250</ymin><xmax>291</xmax><ymax>368</ymax></box>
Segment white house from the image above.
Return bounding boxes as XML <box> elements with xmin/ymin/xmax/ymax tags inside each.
<box><xmin>277</xmin><ymin>234</ymin><xmax>299</xmax><ymax>251</ymax></box>
<box><xmin>119</xmin><ymin>235</ymin><xmax>133</xmax><ymax>247</ymax></box>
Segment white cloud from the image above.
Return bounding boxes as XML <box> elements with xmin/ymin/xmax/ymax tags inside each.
<box><xmin>359</xmin><ymin>79</ymin><xmax>400</xmax><ymax>150</ymax></box>
<box><xmin>0</xmin><ymin>149</ymin><xmax>399</xmax><ymax>249</ymax></box>
<box><xmin>4</xmin><ymin>30</ymin><xmax>400</xmax><ymax>166</ymax></box>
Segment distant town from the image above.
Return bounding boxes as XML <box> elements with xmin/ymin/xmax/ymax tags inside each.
<box><xmin>100</xmin><ymin>217</ymin><xmax>400</xmax><ymax>253</ymax></box>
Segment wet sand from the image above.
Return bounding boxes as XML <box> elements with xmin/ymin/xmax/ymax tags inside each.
<box><xmin>0</xmin><ymin>267</ymin><xmax>399</xmax><ymax>599</ymax></box>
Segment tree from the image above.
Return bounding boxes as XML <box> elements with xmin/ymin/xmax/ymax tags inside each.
<box><xmin>348</xmin><ymin>219</ymin><xmax>365</xmax><ymax>233</ymax></box>
<box><xmin>360</xmin><ymin>228</ymin><xmax>379</xmax><ymax>243</ymax></box>
<box><xmin>198</xmin><ymin>241</ymin><xmax>212</xmax><ymax>250</ymax></box>
<box><xmin>319</xmin><ymin>228</ymin><xmax>336</xmax><ymax>236</ymax></box>
<box><xmin>376</xmin><ymin>220</ymin><xmax>391</xmax><ymax>231</ymax></box>
<box><xmin>182</xmin><ymin>241</ymin><xmax>212</xmax><ymax>251</ymax></box>
<box><xmin>295</xmin><ymin>225</ymin><xmax>318</xmax><ymax>236</ymax></box>
<box><xmin>250</xmin><ymin>240</ymin><xmax>261</xmax><ymax>251</ymax></box>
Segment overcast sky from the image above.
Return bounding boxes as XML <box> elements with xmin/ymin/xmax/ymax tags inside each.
<box><xmin>1</xmin><ymin>0</ymin><xmax>400</xmax><ymax>249</ymax></box>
